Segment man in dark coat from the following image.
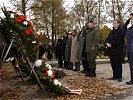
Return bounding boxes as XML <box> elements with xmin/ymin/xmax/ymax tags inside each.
<box><xmin>55</xmin><ymin>36</ymin><xmax>63</xmax><ymax>68</ymax></box>
<box><xmin>61</xmin><ymin>32</ymin><xmax>68</xmax><ymax>68</ymax></box>
<box><xmin>64</xmin><ymin>33</ymin><xmax>72</xmax><ymax>69</ymax></box>
<box><xmin>105</xmin><ymin>19</ymin><xmax>130</xmax><ymax>82</ymax></box>
<box><xmin>125</xmin><ymin>13</ymin><xmax>133</xmax><ymax>85</ymax></box>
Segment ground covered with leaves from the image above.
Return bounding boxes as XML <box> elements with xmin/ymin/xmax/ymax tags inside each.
<box><xmin>54</xmin><ymin>73</ymin><xmax>123</xmax><ymax>100</ymax></box>
<box><xmin>0</xmin><ymin>63</ymin><xmax>131</xmax><ymax>100</ymax></box>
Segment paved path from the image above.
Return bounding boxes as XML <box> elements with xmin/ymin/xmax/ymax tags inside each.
<box><xmin>47</xmin><ymin>58</ymin><xmax>128</xmax><ymax>64</ymax></box>
<box><xmin>47</xmin><ymin>60</ymin><xmax>133</xmax><ymax>100</ymax></box>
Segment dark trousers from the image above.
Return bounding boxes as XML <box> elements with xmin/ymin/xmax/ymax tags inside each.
<box><xmin>110</xmin><ymin>55</ymin><xmax>122</xmax><ymax>79</ymax></box>
<box><xmin>122</xmin><ymin>51</ymin><xmax>126</xmax><ymax>63</ymax></box>
<box><xmin>127</xmin><ymin>52</ymin><xmax>133</xmax><ymax>81</ymax></box>
<box><xmin>64</xmin><ymin>61</ymin><xmax>70</xmax><ymax>69</ymax></box>
<box><xmin>82</xmin><ymin>52</ymin><xmax>89</xmax><ymax>72</ymax></box>
<box><xmin>64</xmin><ymin>61</ymin><xmax>68</xmax><ymax>68</ymax></box>
<box><xmin>70</xmin><ymin>62</ymin><xmax>80</xmax><ymax>70</ymax></box>
<box><xmin>57</xmin><ymin>55</ymin><xmax>63</xmax><ymax>67</ymax></box>
<box><xmin>87</xmin><ymin>52</ymin><xmax>96</xmax><ymax>69</ymax></box>
<box><xmin>82</xmin><ymin>59</ymin><xmax>89</xmax><ymax>72</ymax></box>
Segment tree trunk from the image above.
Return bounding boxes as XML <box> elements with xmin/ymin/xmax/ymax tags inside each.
<box><xmin>51</xmin><ymin>6</ymin><xmax>55</xmax><ymax>47</ymax></box>
<box><xmin>111</xmin><ymin>0</ymin><xmax>116</xmax><ymax>20</ymax></box>
<box><xmin>22</xmin><ymin>0</ymin><xmax>26</xmax><ymax>15</ymax></box>
<box><xmin>98</xmin><ymin>0</ymin><xmax>101</xmax><ymax>34</ymax></box>
<box><xmin>45</xmin><ymin>22</ymin><xmax>50</xmax><ymax>40</ymax></box>
<box><xmin>116</xmin><ymin>0</ymin><xmax>123</xmax><ymax>25</ymax></box>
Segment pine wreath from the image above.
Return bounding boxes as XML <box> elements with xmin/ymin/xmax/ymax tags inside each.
<box><xmin>0</xmin><ymin>6</ymin><xmax>67</xmax><ymax>95</ymax></box>
<box><xmin>0</xmin><ymin>6</ymin><xmax>37</xmax><ymax>62</ymax></box>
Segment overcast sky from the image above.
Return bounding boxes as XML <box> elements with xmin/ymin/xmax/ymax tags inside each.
<box><xmin>0</xmin><ymin>0</ymin><xmax>132</xmax><ymax>28</ymax></box>
<box><xmin>0</xmin><ymin>0</ymin><xmax>74</xmax><ymax>10</ymax></box>
<box><xmin>0</xmin><ymin>0</ymin><xmax>74</xmax><ymax>17</ymax></box>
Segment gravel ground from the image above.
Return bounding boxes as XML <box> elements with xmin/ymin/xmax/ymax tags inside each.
<box><xmin>52</xmin><ymin>62</ymin><xmax>133</xmax><ymax>100</ymax></box>
<box><xmin>55</xmin><ymin>62</ymin><xmax>132</xmax><ymax>89</ymax></box>
<box><xmin>96</xmin><ymin>63</ymin><xmax>132</xmax><ymax>89</ymax></box>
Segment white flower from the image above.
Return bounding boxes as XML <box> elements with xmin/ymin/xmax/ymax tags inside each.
<box><xmin>54</xmin><ymin>79</ymin><xmax>59</xmax><ymax>85</ymax></box>
<box><xmin>46</xmin><ymin>64</ymin><xmax>52</xmax><ymax>70</ymax></box>
<box><xmin>10</xmin><ymin>13</ymin><xmax>15</xmax><ymax>18</ymax></box>
<box><xmin>32</xmin><ymin>41</ymin><xmax>36</xmax><ymax>44</ymax></box>
<box><xmin>26</xmin><ymin>18</ymin><xmax>30</xmax><ymax>20</ymax></box>
<box><xmin>34</xmin><ymin>59</ymin><xmax>42</xmax><ymax>67</ymax></box>
<box><xmin>17</xmin><ymin>12</ymin><xmax>23</xmax><ymax>15</ymax></box>
<box><xmin>58</xmin><ymin>82</ymin><xmax>61</xmax><ymax>86</ymax></box>
<box><xmin>47</xmin><ymin>70</ymin><xmax>53</xmax><ymax>76</ymax></box>
<box><xmin>54</xmin><ymin>79</ymin><xmax>61</xmax><ymax>86</ymax></box>
<box><xmin>23</xmin><ymin>21</ymin><xmax>28</xmax><ymax>25</ymax></box>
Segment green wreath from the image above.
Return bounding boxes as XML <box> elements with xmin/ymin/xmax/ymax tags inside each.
<box><xmin>0</xmin><ymin>6</ymin><xmax>67</xmax><ymax>95</ymax></box>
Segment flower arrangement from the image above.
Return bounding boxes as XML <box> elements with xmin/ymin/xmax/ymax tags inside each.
<box><xmin>0</xmin><ymin>6</ymin><xmax>37</xmax><ymax>62</ymax></box>
<box><xmin>34</xmin><ymin>59</ymin><xmax>67</xmax><ymax>95</ymax></box>
<box><xmin>9</xmin><ymin>11</ymin><xmax>33</xmax><ymax>35</ymax></box>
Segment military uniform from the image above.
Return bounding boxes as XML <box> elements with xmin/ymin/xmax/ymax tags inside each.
<box><xmin>126</xmin><ymin>25</ymin><xmax>133</xmax><ymax>84</ymax></box>
<box><xmin>85</xmin><ymin>27</ymin><xmax>99</xmax><ymax>76</ymax></box>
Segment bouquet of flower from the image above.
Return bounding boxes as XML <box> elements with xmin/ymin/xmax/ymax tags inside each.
<box><xmin>0</xmin><ymin>6</ymin><xmax>38</xmax><ymax>62</ymax></box>
<box><xmin>34</xmin><ymin>60</ymin><xmax>67</xmax><ymax>95</ymax></box>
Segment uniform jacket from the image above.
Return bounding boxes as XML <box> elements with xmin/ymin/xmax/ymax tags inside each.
<box><xmin>126</xmin><ymin>25</ymin><xmax>133</xmax><ymax>52</ymax></box>
<box><xmin>85</xmin><ymin>27</ymin><xmax>99</xmax><ymax>53</ymax></box>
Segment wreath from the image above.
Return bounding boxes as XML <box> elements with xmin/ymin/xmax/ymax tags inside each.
<box><xmin>34</xmin><ymin>60</ymin><xmax>67</xmax><ymax>95</ymax></box>
<box><xmin>0</xmin><ymin>6</ymin><xmax>37</xmax><ymax>62</ymax></box>
<box><xmin>0</xmin><ymin>6</ymin><xmax>67</xmax><ymax>95</ymax></box>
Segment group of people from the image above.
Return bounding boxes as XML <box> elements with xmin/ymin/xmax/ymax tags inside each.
<box><xmin>55</xmin><ymin>13</ymin><xmax>133</xmax><ymax>85</ymax></box>
<box><xmin>55</xmin><ymin>20</ymin><xmax>99</xmax><ymax>77</ymax></box>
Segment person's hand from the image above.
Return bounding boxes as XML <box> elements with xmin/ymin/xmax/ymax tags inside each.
<box><xmin>106</xmin><ymin>43</ymin><xmax>112</xmax><ymax>48</ymax></box>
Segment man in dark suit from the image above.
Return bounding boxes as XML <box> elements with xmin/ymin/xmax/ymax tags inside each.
<box><xmin>105</xmin><ymin>19</ymin><xmax>129</xmax><ymax>82</ymax></box>
<box><xmin>55</xmin><ymin>36</ymin><xmax>63</xmax><ymax>68</ymax></box>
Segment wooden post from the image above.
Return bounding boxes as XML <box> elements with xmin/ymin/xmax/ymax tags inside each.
<box><xmin>1</xmin><ymin>43</ymin><xmax>7</xmax><ymax>59</ymax></box>
<box><xmin>15</xmin><ymin>36</ymin><xmax>45</xmax><ymax>93</ymax></box>
<box><xmin>0</xmin><ymin>39</ymin><xmax>14</xmax><ymax>68</ymax></box>
<box><xmin>15</xmin><ymin>57</ymin><xmax>24</xmax><ymax>81</ymax></box>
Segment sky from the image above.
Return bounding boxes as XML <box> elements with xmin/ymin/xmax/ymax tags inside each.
<box><xmin>0</xmin><ymin>0</ymin><xmax>132</xmax><ymax>28</ymax></box>
<box><xmin>0</xmin><ymin>0</ymin><xmax>75</xmax><ymax>17</ymax></box>
<box><xmin>0</xmin><ymin>0</ymin><xmax>75</xmax><ymax>10</ymax></box>
<box><xmin>0</xmin><ymin>0</ymin><xmax>12</xmax><ymax>8</ymax></box>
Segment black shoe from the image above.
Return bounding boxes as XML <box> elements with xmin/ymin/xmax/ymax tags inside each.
<box><xmin>67</xmin><ymin>68</ymin><xmax>73</xmax><ymax>70</ymax></box>
<box><xmin>108</xmin><ymin>77</ymin><xmax>117</xmax><ymax>80</ymax></box>
<box><xmin>87</xmin><ymin>74</ymin><xmax>96</xmax><ymax>77</ymax></box>
<box><xmin>85</xmin><ymin>69</ymin><xmax>96</xmax><ymax>77</ymax></box>
<box><xmin>81</xmin><ymin>70</ymin><xmax>86</xmax><ymax>74</ymax></box>
<box><xmin>73</xmin><ymin>69</ymin><xmax>80</xmax><ymax>71</ymax></box>
<box><xmin>126</xmin><ymin>81</ymin><xmax>133</xmax><ymax>85</ymax></box>
<box><xmin>118</xmin><ymin>78</ymin><xmax>122</xmax><ymax>82</ymax></box>
<box><xmin>85</xmin><ymin>73</ymin><xmax>96</xmax><ymax>77</ymax></box>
